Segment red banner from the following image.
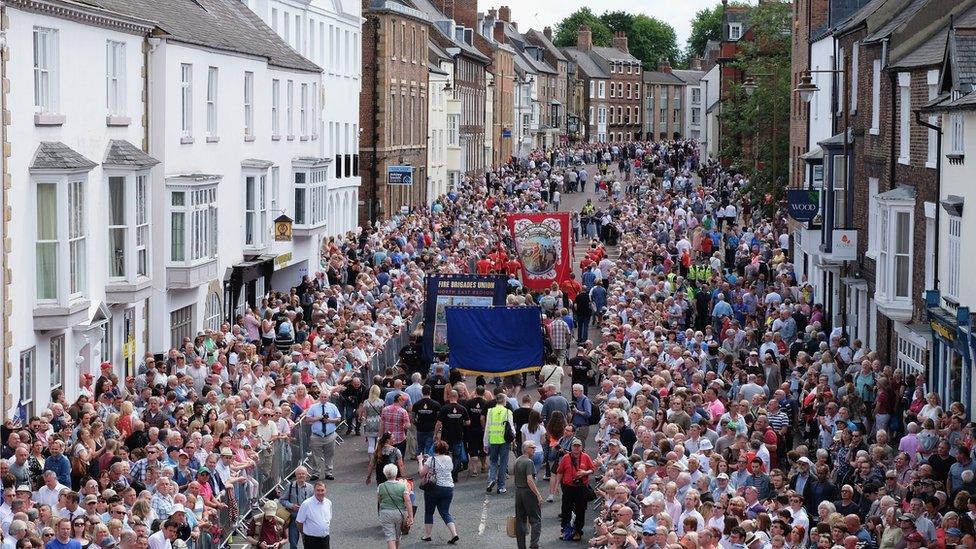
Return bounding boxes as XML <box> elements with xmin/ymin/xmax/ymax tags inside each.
<box><xmin>506</xmin><ymin>212</ymin><xmax>572</xmax><ymax>291</ymax></box>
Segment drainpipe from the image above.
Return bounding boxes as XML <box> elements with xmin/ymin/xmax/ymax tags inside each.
<box><xmin>916</xmin><ymin>110</ymin><xmax>943</xmax><ymax>292</ymax></box>
<box><xmin>369</xmin><ymin>15</ymin><xmax>381</xmax><ymax>227</ymax></box>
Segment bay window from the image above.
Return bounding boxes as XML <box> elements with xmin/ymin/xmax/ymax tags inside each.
<box><xmin>293</xmin><ymin>159</ymin><xmax>330</xmax><ymax>232</ymax></box>
<box><xmin>168</xmin><ymin>181</ymin><xmax>218</xmax><ymax>264</ymax></box>
<box><xmin>107</xmin><ymin>172</ymin><xmax>151</xmax><ymax>281</ymax></box>
<box><xmin>876</xmin><ymin>192</ymin><xmax>915</xmax><ymax>320</ymax></box>
<box><xmin>34</xmin><ymin>173</ymin><xmax>88</xmax><ymax>305</ymax></box>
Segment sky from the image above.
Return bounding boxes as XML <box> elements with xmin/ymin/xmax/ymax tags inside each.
<box><xmin>496</xmin><ymin>0</ymin><xmax>755</xmax><ymax>51</ymax></box>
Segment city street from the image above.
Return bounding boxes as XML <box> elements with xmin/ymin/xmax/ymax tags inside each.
<box><xmin>322</xmin><ymin>180</ymin><xmax>608</xmax><ymax>548</ymax></box>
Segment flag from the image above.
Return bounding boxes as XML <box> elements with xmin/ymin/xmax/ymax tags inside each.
<box><xmin>506</xmin><ymin>212</ymin><xmax>572</xmax><ymax>291</ymax></box>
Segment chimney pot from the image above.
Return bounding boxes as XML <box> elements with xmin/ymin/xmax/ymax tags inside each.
<box><xmin>544</xmin><ymin>26</ymin><xmax>552</xmax><ymax>40</ymax></box>
<box><xmin>612</xmin><ymin>31</ymin><xmax>629</xmax><ymax>53</ymax></box>
<box><xmin>658</xmin><ymin>56</ymin><xmax>672</xmax><ymax>73</ymax></box>
<box><xmin>488</xmin><ymin>8</ymin><xmax>497</xmax><ymax>19</ymax></box>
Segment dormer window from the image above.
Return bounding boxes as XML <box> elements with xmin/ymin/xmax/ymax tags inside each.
<box><xmin>729</xmin><ymin>23</ymin><xmax>743</xmax><ymax>41</ymax></box>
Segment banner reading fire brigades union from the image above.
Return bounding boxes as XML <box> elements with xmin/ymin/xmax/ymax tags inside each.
<box><xmin>506</xmin><ymin>212</ymin><xmax>572</xmax><ymax>292</ymax></box>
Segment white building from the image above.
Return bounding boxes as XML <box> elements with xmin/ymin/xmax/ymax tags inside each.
<box><xmin>701</xmin><ymin>62</ymin><xmax>720</xmax><ymax>160</ymax></box>
<box><xmin>6</xmin><ymin>0</ymin><xmax>334</xmax><ymax>415</ymax></box>
<box><xmin>672</xmin><ymin>69</ymin><xmax>705</xmax><ymax>141</ymax></box>
<box><xmin>7</xmin><ymin>0</ymin><xmax>157</xmax><ymax>415</ymax></box>
<box><xmin>428</xmin><ymin>42</ymin><xmax>452</xmax><ymax>202</ymax></box>
<box><xmin>242</xmin><ymin>0</ymin><xmax>362</xmax><ymax>235</ymax></box>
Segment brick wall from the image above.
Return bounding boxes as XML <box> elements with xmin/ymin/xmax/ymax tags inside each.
<box><xmin>789</xmin><ymin>0</ymin><xmax>830</xmax><ymax>188</ymax></box>
<box><xmin>359</xmin><ymin>11</ymin><xmax>430</xmax><ymax>223</ymax></box>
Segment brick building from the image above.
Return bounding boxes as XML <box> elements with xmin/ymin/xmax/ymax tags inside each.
<box><xmin>360</xmin><ymin>0</ymin><xmax>431</xmax><ymax>223</ymax></box>
<box><xmin>643</xmin><ymin>58</ymin><xmax>687</xmax><ymax>140</ymax></box>
<box><xmin>590</xmin><ymin>33</ymin><xmax>643</xmax><ymax>142</ymax></box>
<box><xmin>525</xmin><ymin>28</ymin><xmax>570</xmax><ymax>144</ymax></box>
<box><xmin>478</xmin><ymin>8</ymin><xmax>516</xmax><ymax>166</ymax></box>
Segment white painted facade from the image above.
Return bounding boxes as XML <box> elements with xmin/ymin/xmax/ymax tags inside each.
<box><xmin>484</xmin><ymin>73</ymin><xmax>494</xmax><ymax>171</ymax></box>
<box><xmin>145</xmin><ymin>39</ymin><xmax>325</xmax><ymax>355</ymax></box>
<box><xmin>7</xmin><ymin>3</ymin><xmax>158</xmax><ymax>416</ymax></box>
<box><xmin>808</xmin><ymin>36</ymin><xmax>836</xmax><ymax>153</ymax></box>
<box><xmin>936</xmin><ymin>107</ymin><xmax>975</xmax><ymax>310</ymax></box>
<box><xmin>243</xmin><ymin>0</ymin><xmax>362</xmax><ymax>234</ymax></box>
<box><xmin>428</xmin><ymin>64</ymin><xmax>450</xmax><ymax>202</ymax></box>
<box><xmin>701</xmin><ymin>64</ymin><xmax>720</xmax><ymax>160</ymax></box>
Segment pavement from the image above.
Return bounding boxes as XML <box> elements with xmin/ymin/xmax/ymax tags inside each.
<box><xmin>314</xmin><ymin>169</ymin><xmax>614</xmax><ymax>548</ymax></box>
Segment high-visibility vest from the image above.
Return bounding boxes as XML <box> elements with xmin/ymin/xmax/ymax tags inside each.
<box><xmin>487</xmin><ymin>406</ymin><xmax>509</xmax><ymax>445</ymax></box>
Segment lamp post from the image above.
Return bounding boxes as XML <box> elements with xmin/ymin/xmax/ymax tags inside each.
<box><xmin>793</xmin><ymin>66</ymin><xmax>851</xmax><ymax>335</ymax></box>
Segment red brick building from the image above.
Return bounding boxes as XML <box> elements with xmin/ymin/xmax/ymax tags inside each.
<box><xmin>589</xmin><ymin>33</ymin><xmax>643</xmax><ymax>142</ymax></box>
<box><xmin>360</xmin><ymin>0</ymin><xmax>432</xmax><ymax>224</ymax></box>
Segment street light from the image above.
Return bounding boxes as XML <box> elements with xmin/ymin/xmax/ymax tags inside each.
<box><xmin>743</xmin><ymin>76</ymin><xmax>758</xmax><ymax>96</ymax></box>
<box><xmin>794</xmin><ymin>70</ymin><xmax>818</xmax><ymax>103</ymax></box>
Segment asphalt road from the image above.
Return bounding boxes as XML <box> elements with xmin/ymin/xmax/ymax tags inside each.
<box><xmin>319</xmin><ymin>173</ymin><xmax>610</xmax><ymax>548</ymax></box>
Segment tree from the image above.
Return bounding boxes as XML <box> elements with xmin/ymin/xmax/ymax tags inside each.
<box><xmin>629</xmin><ymin>15</ymin><xmax>679</xmax><ymax>69</ymax></box>
<box><xmin>599</xmin><ymin>11</ymin><xmax>635</xmax><ymax>36</ymax></box>
<box><xmin>553</xmin><ymin>8</ymin><xmax>612</xmax><ymax>48</ymax></box>
<box><xmin>718</xmin><ymin>1</ymin><xmax>792</xmax><ymax>199</ymax></box>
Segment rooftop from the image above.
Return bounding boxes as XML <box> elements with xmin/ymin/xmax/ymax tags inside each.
<box><xmin>30</xmin><ymin>142</ymin><xmax>98</xmax><ymax>171</ymax></box>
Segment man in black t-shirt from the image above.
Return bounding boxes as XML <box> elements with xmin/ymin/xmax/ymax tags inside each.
<box><xmin>435</xmin><ymin>389</ymin><xmax>470</xmax><ymax>480</ymax></box>
<box><xmin>412</xmin><ymin>385</ymin><xmax>441</xmax><ymax>458</ymax></box>
<box><xmin>567</xmin><ymin>346</ymin><xmax>594</xmax><ymax>393</ymax></box>
<box><xmin>464</xmin><ymin>387</ymin><xmax>489</xmax><ymax>475</ymax></box>
<box><xmin>425</xmin><ymin>364</ymin><xmax>450</xmax><ymax>405</ymax></box>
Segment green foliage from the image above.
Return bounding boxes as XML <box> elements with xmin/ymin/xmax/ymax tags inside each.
<box><xmin>685</xmin><ymin>4</ymin><xmax>724</xmax><ymax>61</ymax></box>
<box><xmin>553</xmin><ymin>9</ymin><xmax>679</xmax><ymax>69</ymax></box>
<box><xmin>718</xmin><ymin>1</ymin><xmax>792</xmax><ymax>199</ymax></box>
<box><xmin>553</xmin><ymin>8</ymin><xmax>613</xmax><ymax>48</ymax></box>
<box><xmin>629</xmin><ymin>15</ymin><xmax>680</xmax><ymax>69</ymax></box>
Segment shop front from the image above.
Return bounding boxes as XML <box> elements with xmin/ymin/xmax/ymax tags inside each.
<box><xmin>926</xmin><ymin>290</ymin><xmax>973</xmax><ymax>413</ymax></box>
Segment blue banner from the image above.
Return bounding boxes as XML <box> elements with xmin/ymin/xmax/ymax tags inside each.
<box><xmin>787</xmin><ymin>189</ymin><xmax>820</xmax><ymax>222</ymax></box>
<box><xmin>445</xmin><ymin>306</ymin><xmax>544</xmax><ymax>375</ymax></box>
<box><xmin>422</xmin><ymin>274</ymin><xmax>508</xmax><ymax>364</ymax></box>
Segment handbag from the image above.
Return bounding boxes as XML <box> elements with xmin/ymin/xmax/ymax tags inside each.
<box><xmin>419</xmin><ymin>455</ymin><xmax>437</xmax><ymax>491</ymax></box>
<box><xmin>506</xmin><ymin>516</ymin><xmax>519</xmax><ymax>538</ymax></box>
<box><xmin>504</xmin><ymin>419</ymin><xmax>516</xmax><ymax>444</ymax></box>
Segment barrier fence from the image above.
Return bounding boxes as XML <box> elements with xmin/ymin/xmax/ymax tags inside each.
<box><xmin>199</xmin><ymin>310</ymin><xmax>423</xmax><ymax>548</ymax></box>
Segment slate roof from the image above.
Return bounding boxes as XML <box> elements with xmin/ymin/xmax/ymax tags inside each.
<box><xmin>890</xmin><ymin>27</ymin><xmax>949</xmax><ymax>68</ymax></box>
<box><xmin>103</xmin><ymin>140</ymin><xmax>160</xmax><ymax>168</ymax></box>
<box><xmin>524</xmin><ymin>29</ymin><xmax>567</xmax><ymax>62</ymax></box>
<box><xmin>561</xmin><ymin>48</ymin><xmax>609</xmax><ymax>79</ymax></box>
<box><xmin>877</xmin><ymin>184</ymin><xmax>917</xmax><ymax>201</ymax></box>
<box><xmin>863</xmin><ymin>0</ymin><xmax>927</xmax><ymax>42</ymax></box>
<box><xmin>30</xmin><ymin>142</ymin><xmax>98</xmax><ymax>171</ymax></box>
<box><xmin>591</xmin><ymin>46</ymin><xmax>640</xmax><ymax>64</ymax></box>
<box><xmin>428</xmin><ymin>38</ymin><xmax>452</xmax><ymax>65</ymax></box>
<box><xmin>643</xmin><ymin>71</ymin><xmax>686</xmax><ymax>85</ymax></box>
<box><xmin>834</xmin><ymin>0</ymin><xmax>891</xmax><ymax>35</ymax></box>
<box><xmin>84</xmin><ymin>0</ymin><xmax>320</xmax><ymax>73</ymax></box>
<box><xmin>951</xmin><ymin>31</ymin><xmax>976</xmax><ymax>89</ymax></box>
<box><xmin>407</xmin><ymin>0</ymin><xmax>490</xmax><ymax>63</ymax></box>
<box><xmin>671</xmin><ymin>69</ymin><xmax>704</xmax><ymax>86</ymax></box>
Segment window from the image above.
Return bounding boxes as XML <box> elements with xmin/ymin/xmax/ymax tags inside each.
<box><xmin>106</xmin><ymin>40</ymin><xmax>125</xmax><ymax>115</ymax></box>
<box><xmin>598</xmin><ymin>81</ymin><xmax>605</xmax><ymax>99</ymax></box>
<box><xmin>108</xmin><ymin>176</ymin><xmax>126</xmax><ymax>277</ymax></box>
<box><xmin>610</xmin><ymin>83</ymin><xmax>616</xmax><ymax>98</ymax></box>
<box><xmin>894</xmin><ymin>211</ymin><xmax>911</xmax><ymax>298</ymax></box>
<box><xmin>692</xmin><ymin>88</ymin><xmax>701</xmax><ymax>104</ymax></box>
<box><xmin>206</xmin><ymin>67</ymin><xmax>218</xmax><ymax>138</ymax></box>
<box><xmin>691</xmin><ymin>107</ymin><xmax>701</xmax><ymax>124</ymax></box>
<box><xmin>871</xmin><ymin>59</ymin><xmax>881</xmax><ymax>134</ymax></box>
<box><xmin>169</xmin><ymin>185</ymin><xmax>217</xmax><ymax>263</ymax></box>
<box><xmin>49</xmin><ymin>335</ymin><xmax>64</xmax><ymax>391</ymax></box>
<box><xmin>447</xmin><ymin>114</ymin><xmax>458</xmax><ymax>145</ymax></box>
<box><xmin>898</xmin><ymin>72</ymin><xmax>910</xmax><ymax>164</ymax></box>
<box><xmin>947</xmin><ymin>215</ymin><xmax>961</xmax><ymax>300</ymax></box>
<box><xmin>270</xmin><ymin>166</ymin><xmax>279</xmax><ymax>215</ymax></box>
<box><xmin>925</xmin><ymin>213</ymin><xmax>935</xmax><ymax>293</ymax></box>
<box><xmin>271</xmin><ymin>79</ymin><xmax>280</xmax><ymax>136</ymax></box>
<box><xmin>135</xmin><ymin>175</ymin><xmax>148</xmax><ymax>276</ymax></box>
<box><xmin>293</xmin><ymin>167</ymin><xmax>328</xmax><ymax>227</ymax></box>
<box><xmin>832</xmin><ymin>155</ymin><xmax>846</xmax><ymax>228</ymax></box>
<box><xmin>19</xmin><ymin>349</ymin><xmax>35</xmax><ymax>411</ymax></box>
<box><xmin>634</xmin><ymin>106</ymin><xmax>640</xmax><ymax>124</ymax></box>
<box><xmin>635</xmin><ymin>83</ymin><xmax>640</xmax><ymax>99</ymax></box>
<box><xmin>867</xmin><ymin>177</ymin><xmax>879</xmax><ymax>257</ymax></box>
<box><xmin>950</xmin><ymin>91</ymin><xmax>965</xmax><ymax>155</ymax></box>
<box><xmin>170</xmin><ymin>305</ymin><xmax>193</xmax><ymax>349</ymax></box>
<box><xmin>878</xmin><ymin>205</ymin><xmax>913</xmax><ymax>303</ymax></box>
<box><xmin>271</xmin><ymin>8</ymin><xmax>278</xmax><ymax>31</ymax></box>
<box><xmin>33</xmin><ymin>27</ymin><xmax>58</xmax><ymax>113</ymax></box>
<box><xmin>589</xmin><ymin>80</ymin><xmax>595</xmax><ymax>99</ymax></box>
<box><xmin>837</xmin><ymin>48</ymin><xmax>845</xmax><ymax>114</ymax></box>
<box><xmin>598</xmin><ymin>106</ymin><xmax>607</xmax><ymax>124</ymax></box>
<box><xmin>878</xmin><ymin>208</ymin><xmax>889</xmax><ymax>297</ymax></box>
<box><xmin>205</xmin><ymin>293</ymin><xmax>221</xmax><ymax>332</ymax></box>
<box><xmin>244</xmin><ymin>174</ymin><xmax>268</xmax><ymax>248</ymax></box>
<box><xmin>243</xmin><ymin>71</ymin><xmax>254</xmax><ymax>137</ymax></box>
<box><xmin>286</xmin><ymin>80</ymin><xmax>294</xmax><ymax>136</ymax></box>
<box><xmin>851</xmin><ymin>43</ymin><xmax>859</xmax><ymax>113</ymax></box>
<box><xmin>300</xmin><ymin>83</ymin><xmax>308</xmax><ymax>136</ymax></box>
<box><xmin>729</xmin><ymin>23</ymin><xmax>742</xmax><ymax>40</ymax></box>
<box><xmin>627</xmin><ymin>83</ymin><xmax>632</xmax><ymax>99</ymax></box>
<box><xmin>180</xmin><ymin>64</ymin><xmax>192</xmax><ymax>139</ymax></box>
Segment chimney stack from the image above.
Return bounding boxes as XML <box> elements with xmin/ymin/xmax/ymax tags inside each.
<box><xmin>658</xmin><ymin>56</ymin><xmax>672</xmax><ymax>73</ymax></box>
<box><xmin>577</xmin><ymin>24</ymin><xmax>592</xmax><ymax>51</ymax></box>
<box><xmin>612</xmin><ymin>31</ymin><xmax>629</xmax><ymax>53</ymax></box>
<box><xmin>498</xmin><ymin>5</ymin><xmax>511</xmax><ymax>22</ymax></box>
<box><xmin>488</xmin><ymin>7</ymin><xmax>497</xmax><ymax>20</ymax></box>
<box><xmin>544</xmin><ymin>26</ymin><xmax>552</xmax><ymax>40</ymax></box>
<box><xmin>690</xmin><ymin>56</ymin><xmax>702</xmax><ymax>71</ymax></box>
<box><xmin>494</xmin><ymin>20</ymin><xmax>505</xmax><ymax>43</ymax></box>
<box><xmin>511</xmin><ymin>21</ymin><xmax>517</xmax><ymax>30</ymax></box>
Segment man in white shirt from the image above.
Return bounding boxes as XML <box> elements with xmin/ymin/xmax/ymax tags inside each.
<box><xmin>147</xmin><ymin>519</ymin><xmax>179</xmax><ymax>549</ymax></box>
<box><xmin>296</xmin><ymin>481</ymin><xmax>332</xmax><ymax>548</ymax></box>
<box><xmin>33</xmin><ymin>471</ymin><xmax>67</xmax><ymax>509</ymax></box>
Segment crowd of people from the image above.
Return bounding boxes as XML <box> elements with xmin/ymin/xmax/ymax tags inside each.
<box><xmin>1</xmin><ymin>137</ymin><xmax>972</xmax><ymax>549</ymax></box>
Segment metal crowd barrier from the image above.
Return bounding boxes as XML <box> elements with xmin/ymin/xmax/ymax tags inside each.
<box><xmin>210</xmin><ymin>309</ymin><xmax>424</xmax><ymax>547</ymax></box>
